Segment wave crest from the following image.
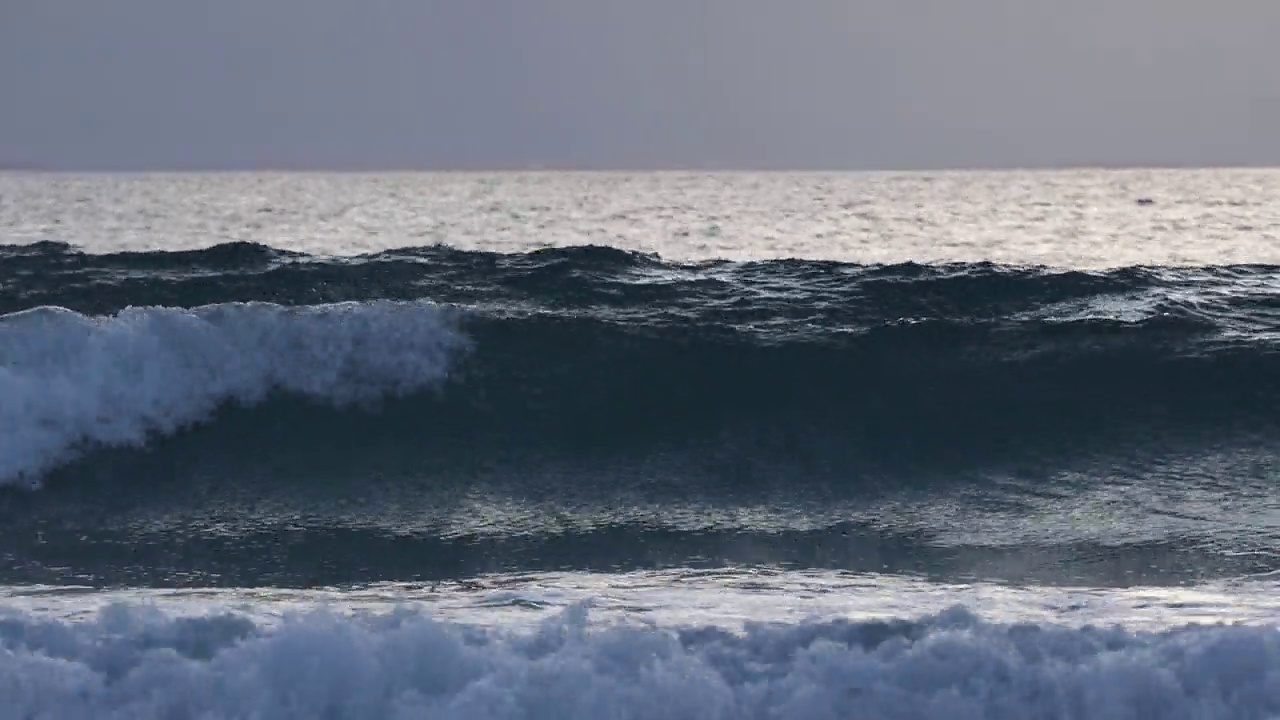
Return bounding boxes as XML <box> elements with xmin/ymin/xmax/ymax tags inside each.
<box><xmin>0</xmin><ymin>301</ymin><xmax>468</xmax><ymax>487</ymax></box>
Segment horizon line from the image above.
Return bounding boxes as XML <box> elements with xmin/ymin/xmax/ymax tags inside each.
<box><xmin>2</xmin><ymin>163</ymin><xmax>1277</xmax><ymax>174</ymax></box>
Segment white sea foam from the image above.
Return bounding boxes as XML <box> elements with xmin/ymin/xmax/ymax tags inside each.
<box><xmin>0</xmin><ymin>301</ymin><xmax>469</xmax><ymax>487</ymax></box>
<box><xmin>2</xmin><ymin>599</ymin><xmax>1280</xmax><ymax>719</ymax></box>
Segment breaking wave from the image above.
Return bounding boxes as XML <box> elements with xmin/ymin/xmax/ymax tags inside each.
<box><xmin>0</xmin><ymin>301</ymin><xmax>466</xmax><ymax>486</ymax></box>
<box><xmin>1</xmin><ymin>242</ymin><xmax>1278</xmax><ymax>489</ymax></box>
<box><xmin>3</xmin><ymin>602</ymin><xmax>1280</xmax><ymax>719</ymax></box>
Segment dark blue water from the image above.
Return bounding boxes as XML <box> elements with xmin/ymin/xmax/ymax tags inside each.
<box><xmin>2</xmin><ymin>241</ymin><xmax>1279</xmax><ymax>588</ymax></box>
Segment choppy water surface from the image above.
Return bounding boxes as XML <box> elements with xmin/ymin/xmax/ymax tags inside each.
<box><xmin>3</xmin><ymin>169</ymin><xmax>1280</xmax><ymax>718</ymax></box>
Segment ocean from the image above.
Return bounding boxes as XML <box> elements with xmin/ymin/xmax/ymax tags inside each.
<box><xmin>2</xmin><ymin>169</ymin><xmax>1280</xmax><ymax>718</ymax></box>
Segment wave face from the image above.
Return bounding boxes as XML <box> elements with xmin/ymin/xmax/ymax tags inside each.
<box><xmin>2</xmin><ymin>242</ymin><xmax>1280</xmax><ymax>586</ymax></box>
<box><xmin>3</xmin><ymin>241</ymin><xmax>1278</xmax><ymax>483</ymax></box>
<box><xmin>5</xmin><ymin>602</ymin><xmax>1280</xmax><ymax>720</ymax></box>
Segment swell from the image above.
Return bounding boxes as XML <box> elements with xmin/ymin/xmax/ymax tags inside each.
<box><xmin>4</xmin><ymin>242</ymin><xmax>1280</xmax><ymax>586</ymax></box>
<box><xmin>5</xmin><ymin>239</ymin><xmax>1280</xmax><ymax>326</ymax></box>
<box><xmin>3</xmin><ymin>301</ymin><xmax>1277</xmax><ymax>488</ymax></box>
<box><xmin>2</xmin><ymin>241</ymin><xmax>1279</xmax><ymax>489</ymax></box>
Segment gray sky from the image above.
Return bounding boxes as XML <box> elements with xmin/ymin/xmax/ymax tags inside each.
<box><xmin>2</xmin><ymin>0</ymin><xmax>1278</xmax><ymax>170</ymax></box>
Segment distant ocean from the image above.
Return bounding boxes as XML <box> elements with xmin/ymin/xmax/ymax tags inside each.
<box><xmin>3</xmin><ymin>169</ymin><xmax>1280</xmax><ymax>718</ymax></box>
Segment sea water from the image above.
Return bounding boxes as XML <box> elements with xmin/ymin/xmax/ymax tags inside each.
<box><xmin>2</xmin><ymin>169</ymin><xmax>1280</xmax><ymax>718</ymax></box>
